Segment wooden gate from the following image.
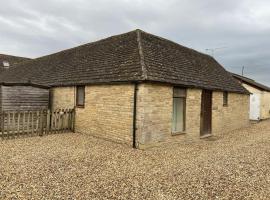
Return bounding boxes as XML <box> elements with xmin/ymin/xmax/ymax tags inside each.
<box><xmin>0</xmin><ymin>109</ymin><xmax>75</xmax><ymax>138</ymax></box>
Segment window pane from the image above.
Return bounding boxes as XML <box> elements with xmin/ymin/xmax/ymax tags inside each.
<box><xmin>173</xmin><ymin>88</ymin><xmax>186</xmax><ymax>98</ymax></box>
<box><xmin>172</xmin><ymin>97</ymin><xmax>185</xmax><ymax>132</ymax></box>
<box><xmin>77</xmin><ymin>86</ymin><xmax>85</xmax><ymax>106</ymax></box>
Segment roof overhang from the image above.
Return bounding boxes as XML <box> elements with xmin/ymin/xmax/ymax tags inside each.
<box><xmin>231</xmin><ymin>73</ymin><xmax>270</xmax><ymax>92</ymax></box>
<box><xmin>0</xmin><ymin>82</ymin><xmax>50</xmax><ymax>89</ymax></box>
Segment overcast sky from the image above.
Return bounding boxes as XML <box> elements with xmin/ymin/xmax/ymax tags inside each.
<box><xmin>0</xmin><ymin>0</ymin><xmax>269</xmax><ymax>85</ymax></box>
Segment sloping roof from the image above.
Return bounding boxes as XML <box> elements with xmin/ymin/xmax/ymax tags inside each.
<box><xmin>0</xmin><ymin>30</ymin><xmax>248</xmax><ymax>94</ymax></box>
<box><xmin>0</xmin><ymin>54</ymin><xmax>31</xmax><ymax>66</ymax></box>
<box><xmin>0</xmin><ymin>54</ymin><xmax>32</xmax><ymax>74</ymax></box>
<box><xmin>231</xmin><ymin>73</ymin><xmax>270</xmax><ymax>92</ymax></box>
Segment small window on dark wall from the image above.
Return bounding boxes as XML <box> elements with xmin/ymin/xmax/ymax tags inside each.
<box><xmin>76</xmin><ymin>86</ymin><xmax>85</xmax><ymax>107</ymax></box>
<box><xmin>223</xmin><ymin>91</ymin><xmax>228</xmax><ymax>106</ymax></box>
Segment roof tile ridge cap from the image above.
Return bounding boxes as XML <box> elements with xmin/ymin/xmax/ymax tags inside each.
<box><xmin>136</xmin><ymin>29</ymin><xmax>148</xmax><ymax>80</ymax></box>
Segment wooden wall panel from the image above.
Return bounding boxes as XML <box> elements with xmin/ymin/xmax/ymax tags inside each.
<box><xmin>1</xmin><ymin>85</ymin><xmax>49</xmax><ymax>111</ymax></box>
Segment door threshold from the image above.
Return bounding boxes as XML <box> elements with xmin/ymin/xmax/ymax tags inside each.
<box><xmin>200</xmin><ymin>134</ymin><xmax>212</xmax><ymax>139</ymax></box>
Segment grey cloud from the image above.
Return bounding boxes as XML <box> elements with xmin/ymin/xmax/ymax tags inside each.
<box><xmin>0</xmin><ymin>0</ymin><xmax>269</xmax><ymax>85</ymax></box>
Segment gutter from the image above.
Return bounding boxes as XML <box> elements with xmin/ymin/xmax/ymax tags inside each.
<box><xmin>0</xmin><ymin>82</ymin><xmax>50</xmax><ymax>89</ymax></box>
<box><xmin>132</xmin><ymin>82</ymin><xmax>138</xmax><ymax>148</ymax></box>
<box><xmin>132</xmin><ymin>29</ymin><xmax>146</xmax><ymax>149</ymax></box>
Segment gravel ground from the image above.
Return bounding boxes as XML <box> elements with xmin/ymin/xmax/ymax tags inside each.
<box><xmin>1</xmin><ymin>121</ymin><xmax>270</xmax><ymax>200</ymax></box>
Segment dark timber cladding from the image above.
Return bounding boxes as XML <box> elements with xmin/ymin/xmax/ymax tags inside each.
<box><xmin>0</xmin><ymin>85</ymin><xmax>49</xmax><ymax>111</ymax></box>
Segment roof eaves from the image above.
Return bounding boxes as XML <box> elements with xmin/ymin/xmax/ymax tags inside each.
<box><xmin>231</xmin><ymin>73</ymin><xmax>270</xmax><ymax>92</ymax></box>
<box><xmin>0</xmin><ymin>82</ymin><xmax>50</xmax><ymax>89</ymax></box>
<box><xmin>136</xmin><ymin>29</ymin><xmax>147</xmax><ymax>80</ymax></box>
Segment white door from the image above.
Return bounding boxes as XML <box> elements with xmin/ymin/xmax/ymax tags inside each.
<box><xmin>250</xmin><ymin>93</ymin><xmax>261</xmax><ymax>120</ymax></box>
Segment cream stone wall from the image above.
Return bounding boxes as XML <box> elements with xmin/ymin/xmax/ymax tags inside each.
<box><xmin>51</xmin><ymin>84</ymin><xmax>134</xmax><ymax>145</ymax></box>
<box><xmin>51</xmin><ymin>83</ymin><xmax>250</xmax><ymax>149</ymax></box>
<box><xmin>136</xmin><ymin>83</ymin><xmax>202</xmax><ymax>147</ymax></box>
<box><xmin>261</xmin><ymin>92</ymin><xmax>270</xmax><ymax>119</ymax></box>
<box><xmin>51</xmin><ymin>86</ymin><xmax>75</xmax><ymax>110</ymax></box>
<box><xmin>212</xmin><ymin>92</ymin><xmax>250</xmax><ymax>134</ymax></box>
<box><xmin>185</xmin><ymin>89</ymin><xmax>202</xmax><ymax>137</ymax></box>
<box><xmin>242</xmin><ymin>83</ymin><xmax>261</xmax><ymax>94</ymax></box>
<box><xmin>136</xmin><ymin>83</ymin><xmax>250</xmax><ymax>148</ymax></box>
<box><xmin>136</xmin><ymin>83</ymin><xmax>173</xmax><ymax>147</ymax></box>
<box><xmin>75</xmin><ymin>84</ymin><xmax>134</xmax><ymax>144</ymax></box>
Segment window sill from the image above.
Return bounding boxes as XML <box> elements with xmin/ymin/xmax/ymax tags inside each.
<box><xmin>171</xmin><ymin>131</ymin><xmax>186</xmax><ymax>136</ymax></box>
<box><xmin>76</xmin><ymin>105</ymin><xmax>85</xmax><ymax>109</ymax></box>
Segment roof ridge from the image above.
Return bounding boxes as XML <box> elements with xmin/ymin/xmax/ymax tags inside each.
<box><xmin>20</xmin><ymin>30</ymin><xmax>139</xmax><ymax>62</ymax></box>
<box><xmin>136</xmin><ymin>29</ymin><xmax>147</xmax><ymax>80</ymax></box>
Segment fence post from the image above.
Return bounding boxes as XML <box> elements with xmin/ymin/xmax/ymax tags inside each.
<box><xmin>30</xmin><ymin>111</ymin><xmax>34</xmax><ymax>135</ymax></box>
<box><xmin>1</xmin><ymin>112</ymin><xmax>4</xmax><ymax>138</ymax></box>
<box><xmin>7</xmin><ymin>112</ymin><xmax>10</xmax><ymax>138</ymax></box>
<box><xmin>48</xmin><ymin>109</ymin><xmax>51</xmax><ymax>134</ymax></box>
<box><xmin>68</xmin><ymin>109</ymin><xmax>71</xmax><ymax>131</ymax></box>
<box><xmin>39</xmin><ymin>110</ymin><xmax>43</xmax><ymax>136</ymax></box>
<box><xmin>27</xmin><ymin>111</ymin><xmax>30</xmax><ymax>135</ymax></box>
<box><xmin>12</xmin><ymin>112</ymin><xmax>15</xmax><ymax>138</ymax></box>
<box><xmin>72</xmin><ymin>108</ymin><xmax>75</xmax><ymax>133</ymax></box>
<box><xmin>17</xmin><ymin>111</ymin><xmax>21</xmax><ymax>135</ymax></box>
<box><xmin>60</xmin><ymin>109</ymin><xmax>64</xmax><ymax>133</ymax></box>
<box><xmin>43</xmin><ymin>110</ymin><xmax>48</xmax><ymax>135</ymax></box>
<box><xmin>52</xmin><ymin>110</ymin><xmax>55</xmax><ymax>134</ymax></box>
<box><xmin>22</xmin><ymin>111</ymin><xmax>26</xmax><ymax>135</ymax></box>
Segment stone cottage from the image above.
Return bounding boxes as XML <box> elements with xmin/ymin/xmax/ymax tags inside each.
<box><xmin>0</xmin><ymin>29</ymin><xmax>250</xmax><ymax>148</ymax></box>
<box><xmin>232</xmin><ymin>73</ymin><xmax>270</xmax><ymax>120</ymax></box>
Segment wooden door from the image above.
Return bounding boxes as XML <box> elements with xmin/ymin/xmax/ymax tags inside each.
<box><xmin>200</xmin><ymin>90</ymin><xmax>212</xmax><ymax>136</ymax></box>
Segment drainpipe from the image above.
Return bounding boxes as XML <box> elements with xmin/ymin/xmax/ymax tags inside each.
<box><xmin>133</xmin><ymin>83</ymin><xmax>138</xmax><ymax>149</ymax></box>
<box><xmin>73</xmin><ymin>86</ymin><xmax>76</xmax><ymax>133</ymax></box>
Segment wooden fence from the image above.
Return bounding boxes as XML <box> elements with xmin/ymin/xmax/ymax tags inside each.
<box><xmin>0</xmin><ymin>109</ymin><xmax>75</xmax><ymax>138</ymax></box>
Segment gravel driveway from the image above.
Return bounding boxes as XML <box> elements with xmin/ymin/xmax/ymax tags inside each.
<box><xmin>1</xmin><ymin>120</ymin><xmax>270</xmax><ymax>200</ymax></box>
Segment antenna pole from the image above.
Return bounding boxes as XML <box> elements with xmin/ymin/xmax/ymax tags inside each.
<box><xmin>241</xmin><ymin>66</ymin><xmax>245</xmax><ymax>76</ymax></box>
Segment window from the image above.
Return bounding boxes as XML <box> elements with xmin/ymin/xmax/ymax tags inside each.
<box><xmin>76</xmin><ymin>86</ymin><xmax>85</xmax><ymax>107</ymax></box>
<box><xmin>223</xmin><ymin>91</ymin><xmax>228</xmax><ymax>106</ymax></box>
<box><xmin>172</xmin><ymin>88</ymin><xmax>186</xmax><ymax>133</ymax></box>
<box><xmin>2</xmin><ymin>61</ymin><xmax>10</xmax><ymax>68</ymax></box>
